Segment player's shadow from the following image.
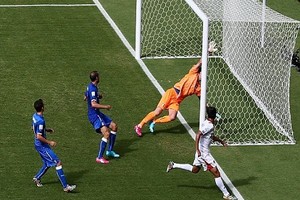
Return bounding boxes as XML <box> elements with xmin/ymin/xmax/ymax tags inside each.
<box><xmin>146</xmin><ymin>122</ymin><xmax>199</xmax><ymax>135</ymax></box>
<box><xmin>114</xmin><ymin>137</ymin><xmax>140</xmax><ymax>157</ymax></box>
<box><xmin>66</xmin><ymin>169</ymin><xmax>89</xmax><ymax>184</ymax></box>
<box><xmin>177</xmin><ymin>183</ymin><xmax>217</xmax><ymax>190</ymax></box>
<box><xmin>41</xmin><ymin>169</ymin><xmax>89</xmax><ymax>193</ymax></box>
<box><xmin>229</xmin><ymin>176</ymin><xmax>258</xmax><ymax>187</ymax></box>
<box><xmin>178</xmin><ymin>176</ymin><xmax>257</xmax><ymax>189</ymax></box>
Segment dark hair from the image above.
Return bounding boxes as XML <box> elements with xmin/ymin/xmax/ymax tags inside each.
<box><xmin>90</xmin><ymin>71</ymin><xmax>99</xmax><ymax>82</ymax></box>
<box><xmin>34</xmin><ymin>99</ymin><xmax>44</xmax><ymax>112</ymax></box>
<box><xmin>207</xmin><ymin>106</ymin><xmax>217</xmax><ymax>119</ymax></box>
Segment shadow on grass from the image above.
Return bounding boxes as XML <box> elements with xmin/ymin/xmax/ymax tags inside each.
<box><xmin>177</xmin><ymin>183</ymin><xmax>217</xmax><ymax>190</ymax></box>
<box><xmin>230</xmin><ymin>176</ymin><xmax>257</xmax><ymax>187</ymax></box>
<box><xmin>143</xmin><ymin>122</ymin><xmax>199</xmax><ymax>135</ymax></box>
<box><xmin>114</xmin><ymin>137</ymin><xmax>140</xmax><ymax>157</ymax></box>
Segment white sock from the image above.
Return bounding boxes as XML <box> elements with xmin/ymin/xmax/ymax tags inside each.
<box><xmin>173</xmin><ymin>163</ymin><xmax>193</xmax><ymax>172</ymax></box>
<box><xmin>215</xmin><ymin>177</ymin><xmax>230</xmax><ymax>196</ymax></box>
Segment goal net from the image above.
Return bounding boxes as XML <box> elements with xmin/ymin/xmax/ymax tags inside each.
<box><xmin>136</xmin><ymin>0</ymin><xmax>300</xmax><ymax>145</ymax></box>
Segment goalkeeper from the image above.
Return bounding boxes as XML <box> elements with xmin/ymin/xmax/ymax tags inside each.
<box><xmin>134</xmin><ymin>42</ymin><xmax>217</xmax><ymax>137</ymax></box>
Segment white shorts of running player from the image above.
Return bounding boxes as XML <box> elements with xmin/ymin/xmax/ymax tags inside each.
<box><xmin>192</xmin><ymin>152</ymin><xmax>217</xmax><ymax>171</ymax></box>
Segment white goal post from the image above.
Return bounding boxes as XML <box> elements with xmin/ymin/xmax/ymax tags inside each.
<box><xmin>135</xmin><ymin>0</ymin><xmax>300</xmax><ymax>145</ymax></box>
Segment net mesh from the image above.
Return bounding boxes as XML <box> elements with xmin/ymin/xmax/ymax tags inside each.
<box><xmin>139</xmin><ymin>0</ymin><xmax>299</xmax><ymax>144</ymax></box>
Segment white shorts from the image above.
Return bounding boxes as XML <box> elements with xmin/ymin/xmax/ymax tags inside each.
<box><xmin>192</xmin><ymin>152</ymin><xmax>217</xmax><ymax>171</ymax></box>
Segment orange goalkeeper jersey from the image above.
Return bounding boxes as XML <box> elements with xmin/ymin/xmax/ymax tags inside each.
<box><xmin>173</xmin><ymin>65</ymin><xmax>201</xmax><ymax>103</ymax></box>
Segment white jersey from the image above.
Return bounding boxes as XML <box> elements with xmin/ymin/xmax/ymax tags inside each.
<box><xmin>198</xmin><ymin>119</ymin><xmax>214</xmax><ymax>155</ymax></box>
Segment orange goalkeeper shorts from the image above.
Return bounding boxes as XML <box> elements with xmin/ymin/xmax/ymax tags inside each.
<box><xmin>157</xmin><ymin>88</ymin><xmax>180</xmax><ymax>111</ymax></box>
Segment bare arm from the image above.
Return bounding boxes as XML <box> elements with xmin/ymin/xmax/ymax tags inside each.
<box><xmin>36</xmin><ymin>134</ymin><xmax>56</xmax><ymax>147</ymax></box>
<box><xmin>193</xmin><ymin>58</ymin><xmax>202</xmax><ymax>72</ymax></box>
<box><xmin>212</xmin><ymin>135</ymin><xmax>227</xmax><ymax>147</ymax></box>
<box><xmin>195</xmin><ymin>130</ymin><xmax>202</xmax><ymax>157</ymax></box>
<box><xmin>91</xmin><ymin>101</ymin><xmax>111</xmax><ymax>110</ymax></box>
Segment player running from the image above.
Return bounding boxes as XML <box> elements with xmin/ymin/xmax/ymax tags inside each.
<box><xmin>166</xmin><ymin>106</ymin><xmax>234</xmax><ymax>200</ymax></box>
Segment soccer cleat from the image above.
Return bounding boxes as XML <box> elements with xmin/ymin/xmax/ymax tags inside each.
<box><xmin>166</xmin><ymin>161</ymin><xmax>174</xmax><ymax>172</ymax></box>
<box><xmin>63</xmin><ymin>184</ymin><xmax>76</xmax><ymax>192</ymax></box>
<box><xmin>223</xmin><ymin>195</ymin><xmax>235</xmax><ymax>200</ymax></box>
<box><xmin>149</xmin><ymin>121</ymin><xmax>155</xmax><ymax>133</ymax></box>
<box><xmin>96</xmin><ymin>157</ymin><xmax>109</xmax><ymax>164</ymax></box>
<box><xmin>134</xmin><ymin>125</ymin><xmax>142</xmax><ymax>137</ymax></box>
<box><xmin>32</xmin><ymin>178</ymin><xmax>43</xmax><ymax>187</ymax></box>
<box><xmin>106</xmin><ymin>150</ymin><xmax>120</xmax><ymax>158</ymax></box>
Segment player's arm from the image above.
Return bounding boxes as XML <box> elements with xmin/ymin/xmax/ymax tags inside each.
<box><xmin>195</xmin><ymin>130</ymin><xmax>202</xmax><ymax>157</ymax></box>
<box><xmin>91</xmin><ymin>100</ymin><xmax>111</xmax><ymax>110</ymax></box>
<box><xmin>36</xmin><ymin>134</ymin><xmax>56</xmax><ymax>147</ymax></box>
<box><xmin>212</xmin><ymin>135</ymin><xmax>227</xmax><ymax>147</ymax></box>
<box><xmin>193</xmin><ymin>41</ymin><xmax>218</xmax><ymax>72</ymax></box>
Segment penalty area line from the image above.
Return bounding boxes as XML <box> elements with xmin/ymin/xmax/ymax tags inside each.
<box><xmin>0</xmin><ymin>4</ymin><xmax>96</xmax><ymax>8</ymax></box>
<box><xmin>93</xmin><ymin>0</ymin><xmax>244</xmax><ymax>199</ymax></box>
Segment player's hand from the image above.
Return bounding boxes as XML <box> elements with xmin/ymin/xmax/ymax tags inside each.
<box><xmin>83</xmin><ymin>96</ymin><xmax>87</xmax><ymax>101</ymax></box>
<box><xmin>106</xmin><ymin>105</ymin><xmax>112</xmax><ymax>110</ymax></box>
<box><xmin>221</xmin><ymin>140</ymin><xmax>228</xmax><ymax>147</ymax></box>
<box><xmin>208</xmin><ymin>41</ymin><xmax>217</xmax><ymax>54</ymax></box>
<box><xmin>49</xmin><ymin>141</ymin><xmax>57</xmax><ymax>147</ymax></box>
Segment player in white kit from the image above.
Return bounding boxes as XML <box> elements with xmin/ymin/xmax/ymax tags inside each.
<box><xmin>166</xmin><ymin>106</ymin><xmax>234</xmax><ymax>200</ymax></box>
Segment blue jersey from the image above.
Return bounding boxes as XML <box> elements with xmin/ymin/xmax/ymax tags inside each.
<box><xmin>32</xmin><ymin>113</ymin><xmax>49</xmax><ymax>148</ymax></box>
<box><xmin>86</xmin><ymin>82</ymin><xmax>101</xmax><ymax>122</ymax></box>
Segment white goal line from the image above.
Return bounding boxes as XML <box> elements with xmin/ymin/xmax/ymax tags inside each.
<box><xmin>0</xmin><ymin>4</ymin><xmax>95</xmax><ymax>8</ymax></box>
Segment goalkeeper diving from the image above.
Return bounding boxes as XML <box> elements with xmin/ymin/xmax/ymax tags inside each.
<box><xmin>134</xmin><ymin>41</ymin><xmax>219</xmax><ymax>137</ymax></box>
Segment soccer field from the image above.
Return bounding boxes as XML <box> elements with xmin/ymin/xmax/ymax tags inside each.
<box><xmin>0</xmin><ymin>0</ymin><xmax>299</xmax><ymax>200</ymax></box>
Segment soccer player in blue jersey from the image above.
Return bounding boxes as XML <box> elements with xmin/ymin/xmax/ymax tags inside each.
<box><xmin>32</xmin><ymin>99</ymin><xmax>76</xmax><ymax>192</ymax></box>
<box><xmin>85</xmin><ymin>71</ymin><xmax>120</xmax><ymax>164</ymax></box>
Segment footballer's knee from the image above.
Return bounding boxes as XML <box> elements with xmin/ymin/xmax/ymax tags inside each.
<box><xmin>110</xmin><ymin>122</ymin><xmax>118</xmax><ymax>132</ymax></box>
<box><xmin>154</xmin><ymin>107</ymin><xmax>163</xmax><ymax>116</ymax></box>
<box><xmin>169</xmin><ymin>113</ymin><xmax>178</xmax><ymax>121</ymax></box>
<box><xmin>210</xmin><ymin>167</ymin><xmax>220</xmax><ymax>177</ymax></box>
<box><xmin>101</xmin><ymin>127</ymin><xmax>110</xmax><ymax>138</ymax></box>
<box><xmin>56</xmin><ymin>161</ymin><xmax>62</xmax><ymax>167</ymax></box>
<box><xmin>192</xmin><ymin>166</ymin><xmax>200</xmax><ymax>173</ymax></box>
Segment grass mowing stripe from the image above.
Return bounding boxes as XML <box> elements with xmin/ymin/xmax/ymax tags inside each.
<box><xmin>93</xmin><ymin>0</ymin><xmax>244</xmax><ymax>199</ymax></box>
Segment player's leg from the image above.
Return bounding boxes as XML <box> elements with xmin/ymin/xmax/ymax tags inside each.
<box><xmin>95</xmin><ymin>126</ymin><xmax>110</xmax><ymax>164</ymax></box>
<box><xmin>106</xmin><ymin>121</ymin><xmax>120</xmax><ymax>158</ymax></box>
<box><xmin>167</xmin><ymin>152</ymin><xmax>201</xmax><ymax>173</ymax></box>
<box><xmin>153</xmin><ymin>108</ymin><xmax>178</xmax><ymax>123</ymax></box>
<box><xmin>93</xmin><ymin>115</ymin><xmax>110</xmax><ymax>164</ymax></box>
<box><xmin>135</xmin><ymin>104</ymin><xmax>164</xmax><ymax>136</ymax></box>
<box><xmin>149</xmin><ymin>89</ymin><xmax>178</xmax><ymax>133</ymax></box>
<box><xmin>55</xmin><ymin>161</ymin><xmax>76</xmax><ymax>192</ymax></box>
<box><xmin>209</xmin><ymin>167</ymin><xmax>233</xmax><ymax>199</ymax></box>
<box><xmin>40</xmin><ymin>147</ymin><xmax>76</xmax><ymax>192</ymax></box>
<box><xmin>205</xmin><ymin>154</ymin><xmax>233</xmax><ymax>199</ymax></box>
<box><xmin>33</xmin><ymin>160</ymin><xmax>49</xmax><ymax>187</ymax></box>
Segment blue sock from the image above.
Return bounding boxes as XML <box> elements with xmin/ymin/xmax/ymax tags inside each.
<box><xmin>56</xmin><ymin>165</ymin><xmax>67</xmax><ymax>188</ymax></box>
<box><xmin>98</xmin><ymin>138</ymin><xmax>107</xmax><ymax>158</ymax></box>
<box><xmin>35</xmin><ymin>163</ymin><xmax>49</xmax><ymax>180</ymax></box>
<box><xmin>108</xmin><ymin>132</ymin><xmax>117</xmax><ymax>151</ymax></box>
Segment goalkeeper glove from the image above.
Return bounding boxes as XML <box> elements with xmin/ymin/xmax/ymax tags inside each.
<box><xmin>208</xmin><ymin>41</ymin><xmax>218</xmax><ymax>54</ymax></box>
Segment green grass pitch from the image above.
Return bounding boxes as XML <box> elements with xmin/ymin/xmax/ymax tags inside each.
<box><xmin>0</xmin><ymin>0</ymin><xmax>300</xmax><ymax>199</ymax></box>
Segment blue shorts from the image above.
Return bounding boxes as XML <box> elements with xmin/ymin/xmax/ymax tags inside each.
<box><xmin>90</xmin><ymin>112</ymin><xmax>112</xmax><ymax>131</ymax></box>
<box><xmin>35</xmin><ymin>145</ymin><xmax>60</xmax><ymax>167</ymax></box>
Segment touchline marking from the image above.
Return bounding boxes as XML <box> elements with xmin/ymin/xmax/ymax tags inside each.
<box><xmin>0</xmin><ymin>4</ymin><xmax>95</xmax><ymax>8</ymax></box>
<box><xmin>93</xmin><ymin>0</ymin><xmax>243</xmax><ymax>199</ymax></box>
